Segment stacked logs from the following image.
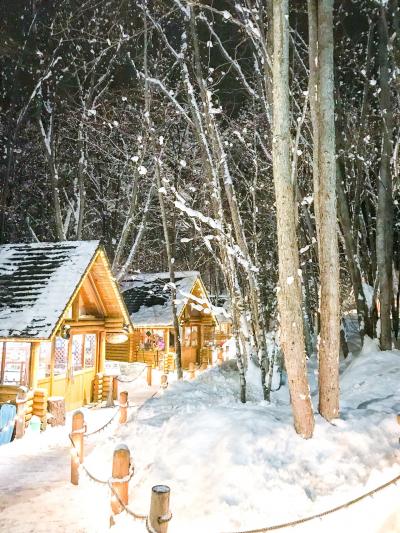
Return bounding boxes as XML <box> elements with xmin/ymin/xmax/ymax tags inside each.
<box><xmin>33</xmin><ymin>389</ymin><xmax>48</xmax><ymax>430</ymax></box>
<box><xmin>92</xmin><ymin>373</ymin><xmax>118</xmax><ymax>404</ymax></box>
<box><xmin>92</xmin><ymin>373</ymin><xmax>103</xmax><ymax>403</ymax></box>
<box><xmin>24</xmin><ymin>391</ymin><xmax>34</xmax><ymax>427</ymax></box>
<box><xmin>102</xmin><ymin>375</ymin><xmax>113</xmax><ymax>402</ymax></box>
<box><xmin>161</xmin><ymin>353</ymin><xmax>175</xmax><ymax>374</ymax></box>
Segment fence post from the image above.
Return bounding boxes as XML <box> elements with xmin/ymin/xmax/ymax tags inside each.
<box><xmin>112</xmin><ymin>376</ymin><xmax>118</xmax><ymax>401</ymax></box>
<box><xmin>149</xmin><ymin>485</ymin><xmax>171</xmax><ymax>533</ymax></box>
<box><xmin>160</xmin><ymin>374</ymin><xmax>168</xmax><ymax>389</ymax></box>
<box><xmin>15</xmin><ymin>386</ymin><xmax>28</xmax><ymax>439</ymax></box>
<box><xmin>110</xmin><ymin>444</ymin><xmax>130</xmax><ymax>518</ymax></box>
<box><xmin>189</xmin><ymin>362</ymin><xmax>195</xmax><ymax>380</ymax></box>
<box><xmin>70</xmin><ymin>410</ymin><xmax>85</xmax><ymax>485</ymax></box>
<box><xmin>147</xmin><ymin>364</ymin><xmax>152</xmax><ymax>386</ymax></box>
<box><xmin>119</xmin><ymin>391</ymin><xmax>128</xmax><ymax>424</ymax></box>
<box><xmin>106</xmin><ymin>385</ymin><xmax>115</xmax><ymax>408</ymax></box>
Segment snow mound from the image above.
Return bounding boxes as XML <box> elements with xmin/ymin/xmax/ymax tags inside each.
<box><xmin>87</xmin><ymin>352</ymin><xmax>400</xmax><ymax>532</ymax></box>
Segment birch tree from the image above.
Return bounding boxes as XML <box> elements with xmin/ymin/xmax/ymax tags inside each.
<box><xmin>308</xmin><ymin>0</ymin><xmax>340</xmax><ymax>420</ymax></box>
<box><xmin>272</xmin><ymin>0</ymin><xmax>314</xmax><ymax>438</ymax></box>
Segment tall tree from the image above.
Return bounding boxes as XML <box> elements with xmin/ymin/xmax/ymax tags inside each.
<box><xmin>272</xmin><ymin>0</ymin><xmax>314</xmax><ymax>438</ymax></box>
<box><xmin>376</xmin><ymin>4</ymin><xmax>394</xmax><ymax>350</ymax></box>
<box><xmin>308</xmin><ymin>0</ymin><xmax>340</xmax><ymax>421</ymax></box>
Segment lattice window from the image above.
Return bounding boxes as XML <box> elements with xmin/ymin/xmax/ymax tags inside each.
<box><xmin>54</xmin><ymin>337</ymin><xmax>68</xmax><ymax>376</ymax></box>
<box><xmin>84</xmin><ymin>334</ymin><xmax>96</xmax><ymax>368</ymax></box>
<box><xmin>38</xmin><ymin>342</ymin><xmax>52</xmax><ymax>379</ymax></box>
<box><xmin>72</xmin><ymin>335</ymin><xmax>84</xmax><ymax>371</ymax></box>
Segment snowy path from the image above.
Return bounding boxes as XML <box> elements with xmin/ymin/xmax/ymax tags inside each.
<box><xmin>0</xmin><ymin>381</ymin><xmax>159</xmax><ymax>533</ymax></box>
<box><xmin>1</xmin><ymin>350</ymin><xmax>400</xmax><ymax>533</ymax></box>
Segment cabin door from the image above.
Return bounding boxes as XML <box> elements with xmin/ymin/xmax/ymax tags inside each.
<box><xmin>181</xmin><ymin>325</ymin><xmax>199</xmax><ymax>368</ymax></box>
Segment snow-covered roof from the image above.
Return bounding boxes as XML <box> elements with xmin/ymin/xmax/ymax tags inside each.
<box><xmin>0</xmin><ymin>241</ymin><xmax>100</xmax><ymax>339</ymax></box>
<box><xmin>209</xmin><ymin>294</ymin><xmax>232</xmax><ymax>324</ymax></box>
<box><xmin>121</xmin><ymin>271</ymin><xmax>208</xmax><ymax>327</ymax></box>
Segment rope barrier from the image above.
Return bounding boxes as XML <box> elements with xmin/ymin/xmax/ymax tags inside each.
<box><xmin>108</xmin><ymin>479</ymin><xmax>148</xmax><ymax>521</ymax></box>
<box><xmin>84</xmin><ymin>407</ymin><xmax>119</xmax><ymax>437</ymax></box>
<box><xmin>116</xmin><ymin>366</ymin><xmax>148</xmax><ymax>383</ymax></box>
<box><xmin>69</xmin><ymin>433</ymin><xmax>137</xmax><ymax>487</ymax></box>
<box><xmin>224</xmin><ymin>472</ymin><xmax>400</xmax><ymax>533</ymax></box>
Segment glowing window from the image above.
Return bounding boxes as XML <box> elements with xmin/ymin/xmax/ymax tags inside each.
<box><xmin>72</xmin><ymin>335</ymin><xmax>84</xmax><ymax>371</ymax></box>
<box><xmin>0</xmin><ymin>342</ymin><xmax>31</xmax><ymax>386</ymax></box>
<box><xmin>84</xmin><ymin>334</ymin><xmax>96</xmax><ymax>368</ymax></box>
<box><xmin>54</xmin><ymin>337</ymin><xmax>68</xmax><ymax>376</ymax></box>
<box><xmin>38</xmin><ymin>342</ymin><xmax>52</xmax><ymax>379</ymax></box>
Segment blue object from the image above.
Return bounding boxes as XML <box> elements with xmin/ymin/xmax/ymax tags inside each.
<box><xmin>30</xmin><ymin>415</ymin><xmax>41</xmax><ymax>433</ymax></box>
<box><xmin>0</xmin><ymin>404</ymin><xmax>17</xmax><ymax>445</ymax></box>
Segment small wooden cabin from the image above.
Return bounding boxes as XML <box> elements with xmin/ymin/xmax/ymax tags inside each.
<box><xmin>107</xmin><ymin>272</ymin><xmax>217</xmax><ymax>369</ymax></box>
<box><xmin>208</xmin><ymin>294</ymin><xmax>233</xmax><ymax>363</ymax></box>
<box><xmin>0</xmin><ymin>241</ymin><xmax>131</xmax><ymax>411</ymax></box>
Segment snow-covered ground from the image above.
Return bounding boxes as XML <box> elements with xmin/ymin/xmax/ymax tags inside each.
<box><xmin>1</xmin><ymin>342</ymin><xmax>400</xmax><ymax>533</ymax></box>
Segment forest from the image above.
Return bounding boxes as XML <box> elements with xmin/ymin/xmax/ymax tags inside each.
<box><xmin>1</xmin><ymin>0</ymin><xmax>400</xmax><ymax>439</ymax></box>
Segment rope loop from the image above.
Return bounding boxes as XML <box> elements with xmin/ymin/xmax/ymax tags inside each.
<box><xmin>116</xmin><ymin>366</ymin><xmax>147</xmax><ymax>383</ymax></box>
<box><xmin>84</xmin><ymin>407</ymin><xmax>119</xmax><ymax>437</ymax></box>
<box><xmin>224</xmin><ymin>472</ymin><xmax>400</xmax><ymax>533</ymax></box>
<box><xmin>158</xmin><ymin>511</ymin><xmax>173</xmax><ymax>524</ymax></box>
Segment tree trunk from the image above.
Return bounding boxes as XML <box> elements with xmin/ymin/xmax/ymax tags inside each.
<box><xmin>38</xmin><ymin>114</ymin><xmax>65</xmax><ymax>241</ymax></box>
<box><xmin>336</xmin><ymin>159</ymin><xmax>372</xmax><ymax>338</ymax></box>
<box><xmin>272</xmin><ymin>0</ymin><xmax>314</xmax><ymax>438</ymax></box>
<box><xmin>156</xmin><ymin>160</ymin><xmax>183</xmax><ymax>380</ymax></box>
<box><xmin>309</xmin><ymin>0</ymin><xmax>340</xmax><ymax>421</ymax></box>
<box><xmin>376</xmin><ymin>6</ymin><xmax>394</xmax><ymax>350</ymax></box>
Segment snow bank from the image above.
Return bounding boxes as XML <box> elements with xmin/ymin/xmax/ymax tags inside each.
<box><xmin>1</xmin><ymin>351</ymin><xmax>400</xmax><ymax>532</ymax></box>
<box><xmin>86</xmin><ymin>351</ymin><xmax>400</xmax><ymax>533</ymax></box>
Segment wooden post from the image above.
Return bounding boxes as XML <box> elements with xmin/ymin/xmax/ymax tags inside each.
<box><xmin>70</xmin><ymin>410</ymin><xmax>85</xmax><ymax>485</ymax></box>
<box><xmin>189</xmin><ymin>362</ymin><xmax>195</xmax><ymax>380</ymax></box>
<box><xmin>106</xmin><ymin>376</ymin><xmax>115</xmax><ymax>408</ymax></box>
<box><xmin>149</xmin><ymin>485</ymin><xmax>171</xmax><ymax>533</ymax></box>
<box><xmin>146</xmin><ymin>364</ymin><xmax>152</xmax><ymax>386</ymax></box>
<box><xmin>112</xmin><ymin>376</ymin><xmax>118</xmax><ymax>401</ymax></box>
<box><xmin>110</xmin><ymin>444</ymin><xmax>130</xmax><ymax>518</ymax></box>
<box><xmin>397</xmin><ymin>414</ymin><xmax>400</xmax><ymax>425</ymax></box>
<box><xmin>29</xmin><ymin>343</ymin><xmax>40</xmax><ymax>390</ymax></box>
<box><xmin>160</xmin><ymin>374</ymin><xmax>168</xmax><ymax>389</ymax></box>
<box><xmin>98</xmin><ymin>331</ymin><xmax>106</xmax><ymax>374</ymax></box>
<box><xmin>119</xmin><ymin>391</ymin><xmax>128</xmax><ymax>424</ymax></box>
<box><xmin>15</xmin><ymin>386</ymin><xmax>28</xmax><ymax>439</ymax></box>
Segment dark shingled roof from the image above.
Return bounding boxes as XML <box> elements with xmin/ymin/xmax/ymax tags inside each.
<box><xmin>0</xmin><ymin>241</ymin><xmax>100</xmax><ymax>339</ymax></box>
<box><xmin>121</xmin><ymin>272</ymin><xmax>201</xmax><ymax>326</ymax></box>
<box><xmin>123</xmin><ymin>277</ymin><xmax>183</xmax><ymax>315</ymax></box>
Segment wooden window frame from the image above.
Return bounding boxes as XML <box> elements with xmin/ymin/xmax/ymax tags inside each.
<box><xmin>83</xmin><ymin>333</ymin><xmax>96</xmax><ymax>369</ymax></box>
<box><xmin>71</xmin><ymin>333</ymin><xmax>97</xmax><ymax>372</ymax></box>
<box><xmin>0</xmin><ymin>341</ymin><xmax>30</xmax><ymax>386</ymax></box>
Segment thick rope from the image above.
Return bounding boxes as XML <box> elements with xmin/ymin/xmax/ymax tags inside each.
<box><xmin>84</xmin><ymin>407</ymin><xmax>119</xmax><ymax>437</ymax></box>
<box><xmin>116</xmin><ymin>366</ymin><xmax>148</xmax><ymax>383</ymax></box>
<box><xmin>108</xmin><ymin>480</ymin><xmax>148</xmax><ymax>521</ymax></box>
<box><xmin>225</xmin><ymin>473</ymin><xmax>400</xmax><ymax>533</ymax></box>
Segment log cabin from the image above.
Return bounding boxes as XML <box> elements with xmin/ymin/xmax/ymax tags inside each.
<box><xmin>0</xmin><ymin>241</ymin><xmax>132</xmax><ymax>411</ymax></box>
<box><xmin>212</xmin><ymin>300</ymin><xmax>233</xmax><ymax>360</ymax></box>
<box><xmin>106</xmin><ymin>272</ymin><xmax>218</xmax><ymax>369</ymax></box>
